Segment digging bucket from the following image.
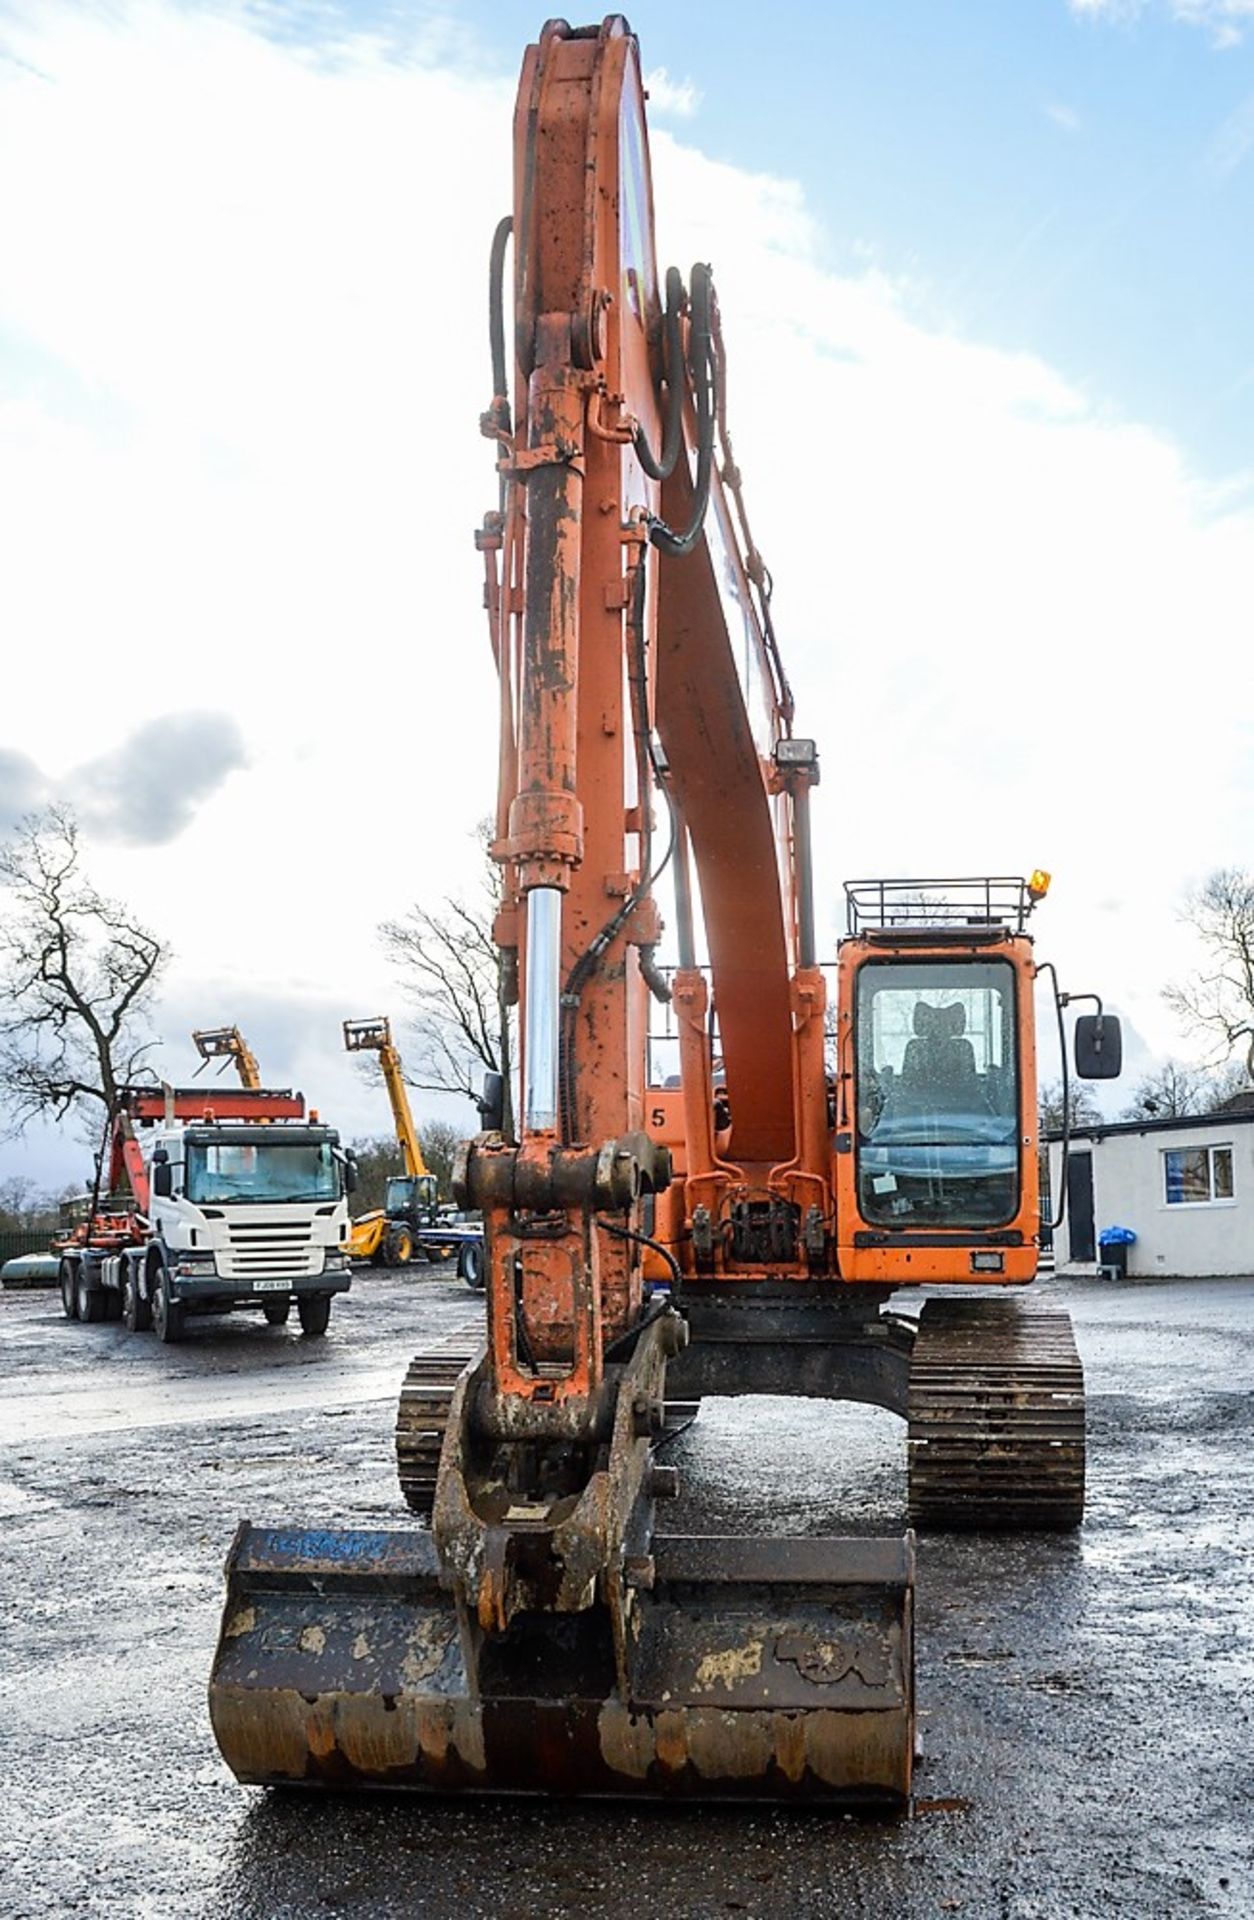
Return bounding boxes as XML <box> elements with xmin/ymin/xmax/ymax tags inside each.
<box><xmin>209</xmin><ymin>1522</ymin><xmax>914</xmax><ymax>1803</ymax></box>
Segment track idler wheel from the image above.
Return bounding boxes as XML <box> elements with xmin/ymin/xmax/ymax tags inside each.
<box><xmin>395</xmin><ymin>1343</ymin><xmax>483</xmax><ymax>1514</ymax></box>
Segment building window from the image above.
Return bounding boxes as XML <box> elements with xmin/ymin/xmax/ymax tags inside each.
<box><xmin>1162</xmin><ymin>1144</ymin><xmax>1234</xmax><ymax>1206</ymax></box>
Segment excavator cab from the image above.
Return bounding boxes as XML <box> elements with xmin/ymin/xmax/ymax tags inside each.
<box><xmin>834</xmin><ymin>878</ymin><xmax>1121</xmax><ymax>1286</ymax></box>
<box><xmin>835</xmin><ymin>880</ymin><xmax>1041</xmax><ymax>1286</ymax></box>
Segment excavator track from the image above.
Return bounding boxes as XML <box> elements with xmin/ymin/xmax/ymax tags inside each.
<box><xmin>907</xmin><ymin>1297</ymin><xmax>1085</xmax><ymax>1532</ymax></box>
<box><xmin>395</xmin><ymin>1334</ymin><xmax>484</xmax><ymax>1515</ymax></box>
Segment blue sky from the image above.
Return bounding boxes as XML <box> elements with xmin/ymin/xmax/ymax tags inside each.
<box><xmin>328</xmin><ymin>0</ymin><xmax>1254</xmax><ymax>484</ymax></box>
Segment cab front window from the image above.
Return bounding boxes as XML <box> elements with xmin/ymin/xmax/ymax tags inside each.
<box><xmin>186</xmin><ymin>1142</ymin><xmax>341</xmax><ymax>1206</ymax></box>
<box><xmin>855</xmin><ymin>959</ymin><xmax>1019</xmax><ymax>1228</ymax></box>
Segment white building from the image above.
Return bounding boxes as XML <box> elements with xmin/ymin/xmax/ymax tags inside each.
<box><xmin>1046</xmin><ymin>1106</ymin><xmax>1254</xmax><ymax>1278</ymax></box>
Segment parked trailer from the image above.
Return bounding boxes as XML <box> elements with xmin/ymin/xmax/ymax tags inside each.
<box><xmin>1</xmin><ymin>1253</ymin><xmax>60</xmax><ymax>1290</ymax></box>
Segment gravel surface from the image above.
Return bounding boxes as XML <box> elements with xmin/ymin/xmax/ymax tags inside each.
<box><xmin>1</xmin><ymin>1266</ymin><xmax>1251</xmax><ymax>1918</ymax></box>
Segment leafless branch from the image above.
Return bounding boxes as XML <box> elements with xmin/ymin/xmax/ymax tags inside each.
<box><xmin>1165</xmin><ymin>868</ymin><xmax>1254</xmax><ymax>1078</ymax></box>
<box><xmin>0</xmin><ymin>806</ymin><xmax>169</xmax><ymax>1140</ymax></box>
<box><xmin>379</xmin><ymin>820</ymin><xmax>515</xmax><ymax>1136</ymax></box>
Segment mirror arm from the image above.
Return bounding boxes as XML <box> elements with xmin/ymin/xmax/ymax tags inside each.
<box><xmin>1036</xmin><ymin>961</ymin><xmax>1070</xmax><ymax>1235</ymax></box>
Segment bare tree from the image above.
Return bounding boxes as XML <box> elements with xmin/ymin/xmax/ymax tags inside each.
<box><xmin>0</xmin><ymin>1175</ymin><xmax>69</xmax><ymax>1230</ymax></box>
<box><xmin>1120</xmin><ymin>1059</ymin><xmax>1204</xmax><ymax>1122</ymax></box>
<box><xmin>1038</xmin><ymin>1080</ymin><xmax>1101</xmax><ymax>1134</ymax></box>
<box><xmin>1198</xmin><ymin>1058</ymin><xmax>1254</xmax><ymax>1114</ymax></box>
<box><xmin>0</xmin><ymin>1174</ymin><xmax>35</xmax><ymax>1223</ymax></box>
<box><xmin>418</xmin><ymin>1118</ymin><xmax>462</xmax><ymax>1201</ymax></box>
<box><xmin>0</xmin><ymin>806</ymin><xmax>168</xmax><ymax>1137</ymax></box>
<box><xmin>348</xmin><ymin>1120</ymin><xmax>465</xmax><ymax>1211</ymax></box>
<box><xmin>1165</xmin><ymin>868</ymin><xmax>1254</xmax><ymax>1074</ymax></box>
<box><xmin>346</xmin><ymin>1135</ymin><xmax>405</xmax><ymax>1215</ymax></box>
<box><xmin>380</xmin><ymin>825</ymin><xmax>515</xmax><ymax>1139</ymax></box>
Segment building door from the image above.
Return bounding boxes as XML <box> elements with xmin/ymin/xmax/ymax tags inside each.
<box><xmin>1066</xmin><ymin>1151</ymin><xmax>1095</xmax><ymax>1263</ymax></box>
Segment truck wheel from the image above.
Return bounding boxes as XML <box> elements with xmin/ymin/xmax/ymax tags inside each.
<box><xmin>298</xmin><ymin>1294</ymin><xmax>331</xmax><ymax>1337</ymax></box>
<box><xmin>123</xmin><ymin>1265</ymin><xmax>152</xmax><ymax>1333</ymax></box>
<box><xmin>263</xmin><ymin>1300</ymin><xmax>291</xmax><ymax>1326</ymax></box>
<box><xmin>103</xmin><ymin>1288</ymin><xmax>123</xmax><ymax>1321</ymax></box>
<box><xmin>60</xmin><ymin>1260</ymin><xmax>79</xmax><ymax>1320</ymax></box>
<box><xmin>385</xmin><ymin>1226</ymin><xmax>413</xmax><ymax>1268</ymax></box>
<box><xmin>151</xmin><ymin>1268</ymin><xmax>186</xmax><ymax>1345</ymax></box>
<box><xmin>76</xmin><ymin>1268</ymin><xmax>106</xmax><ymax>1324</ymax></box>
<box><xmin>458</xmin><ymin>1242</ymin><xmax>484</xmax><ymax>1290</ymax></box>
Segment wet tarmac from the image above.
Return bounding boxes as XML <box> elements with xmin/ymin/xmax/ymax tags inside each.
<box><xmin>1</xmin><ymin>1267</ymin><xmax>1251</xmax><ymax>1918</ymax></box>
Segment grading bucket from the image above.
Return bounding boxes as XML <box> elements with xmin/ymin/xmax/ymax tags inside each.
<box><xmin>209</xmin><ymin>1522</ymin><xmax>914</xmax><ymax>1803</ymax></box>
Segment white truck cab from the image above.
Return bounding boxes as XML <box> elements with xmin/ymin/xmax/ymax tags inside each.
<box><xmin>58</xmin><ymin>1087</ymin><xmax>356</xmax><ymax>1343</ymax></box>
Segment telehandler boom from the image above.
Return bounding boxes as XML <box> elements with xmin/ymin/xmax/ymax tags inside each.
<box><xmin>342</xmin><ymin>1017</ymin><xmax>441</xmax><ymax>1266</ymax></box>
<box><xmin>210</xmin><ymin>15</ymin><xmax>1120</xmax><ymax>1803</ymax></box>
<box><xmin>192</xmin><ymin>1026</ymin><xmax>262</xmax><ymax>1091</ymax></box>
<box><xmin>341</xmin><ymin>1017</ymin><xmax>480</xmax><ymax>1267</ymax></box>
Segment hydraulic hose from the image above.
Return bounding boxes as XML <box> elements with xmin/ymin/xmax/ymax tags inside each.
<box><xmin>645</xmin><ymin>263</ymin><xmax>717</xmax><ymax>559</ymax></box>
<box><xmin>558</xmin><ymin>549</ymin><xmax>676</xmax><ymax>1141</ymax></box>
<box><xmin>485</xmin><ymin>215</ymin><xmax>513</xmax><ymax>439</ymax></box>
<box><xmin>632</xmin><ymin>266</ymin><xmax>686</xmax><ymax>482</ymax></box>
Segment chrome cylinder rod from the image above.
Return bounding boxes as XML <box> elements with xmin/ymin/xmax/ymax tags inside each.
<box><xmin>523</xmin><ymin>886</ymin><xmax>562</xmax><ymax>1133</ymax></box>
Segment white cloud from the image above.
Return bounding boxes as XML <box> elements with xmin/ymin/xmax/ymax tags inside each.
<box><xmin>67</xmin><ymin>713</ymin><xmax>247</xmax><ymax>844</ymax></box>
<box><xmin>1045</xmin><ymin>100</ymin><xmax>1082</xmax><ymax>131</ymax></box>
<box><xmin>1069</xmin><ymin>0</ymin><xmax>1254</xmax><ymax>45</ymax></box>
<box><xmin>1207</xmin><ymin>90</ymin><xmax>1254</xmax><ymax>174</ymax></box>
<box><xmin>2</xmin><ymin>1</ymin><xmax>1252</xmax><ymax>1183</ymax></box>
<box><xmin>643</xmin><ymin>65</ymin><xmax>702</xmax><ymax>119</ymax></box>
<box><xmin>0</xmin><ymin>714</ymin><xmax>243</xmax><ymax>838</ymax></box>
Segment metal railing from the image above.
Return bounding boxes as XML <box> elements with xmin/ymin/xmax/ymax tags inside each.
<box><xmin>843</xmin><ymin>876</ymin><xmax>1035</xmax><ymax>936</ymax></box>
<box><xmin>0</xmin><ymin>1227</ymin><xmax>58</xmax><ymax>1262</ymax></box>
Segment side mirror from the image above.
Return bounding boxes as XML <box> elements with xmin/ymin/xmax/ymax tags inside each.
<box><xmin>153</xmin><ymin>1161</ymin><xmax>173</xmax><ymax>1198</ymax></box>
<box><xmin>344</xmin><ymin>1153</ymin><xmax>359</xmax><ymax>1196</ymax></box>
<box><xmin>477</xmin><ymin>1071</ymin><xmax>505</xmax><ymax>1133</ymax></box>
<box><xmin>1075</xmin><ymin>1013</ymin><xmax>1122</xmax><ymax>1080</ymax></box>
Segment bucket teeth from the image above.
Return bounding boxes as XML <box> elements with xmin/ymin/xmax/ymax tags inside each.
<box><xmin>907</xmin><ymin>1299</ymin><xmax>1085</xmax><ymax>1531</ymax></box>
<box><xmin>209</xmin><ymin>1524</ymin><xmax>914</xmax><ymax>1804</ymax></box>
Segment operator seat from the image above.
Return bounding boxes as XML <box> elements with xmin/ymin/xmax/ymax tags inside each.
<box><xmin>901</xmin><ymin>1001</ymin><xmax>978</xmax><ymax>1094</ymax></box>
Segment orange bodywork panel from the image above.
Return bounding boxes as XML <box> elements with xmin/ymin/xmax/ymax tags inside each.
<box><xmin>833</xmin><ymin>934</ymin><xmax>1040</xmax><ymax>1286</ymax></box>
<box><xmin>654</xmin><ymin>464</ymin><xmax>795</xmax><ymax>1166</ymax></box>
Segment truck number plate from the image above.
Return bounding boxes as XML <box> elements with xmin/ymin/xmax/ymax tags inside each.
<box><xmin>255</xmin><ymin>1279</ymin><xmax>289</xmax><ymax>1292</ymax></box>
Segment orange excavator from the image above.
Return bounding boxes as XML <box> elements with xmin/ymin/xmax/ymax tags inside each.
<box><xmin>209</xmin><ymin>15</ymin><xmax>1121</xmax><ymax>1804</ymax></box>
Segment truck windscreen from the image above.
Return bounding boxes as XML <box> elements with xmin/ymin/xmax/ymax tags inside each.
<box><xmin>855</xmin><ymin>958</ymin><xmax>1019</xmax><ymax>1228</ymax></box>
<box><xmin>185</xmin><ymin>1141</ymin><xmax>341</xmax><ymax>1206</ymax></box>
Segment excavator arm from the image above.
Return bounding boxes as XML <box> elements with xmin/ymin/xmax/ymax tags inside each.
<box><xmin>463</xmin><ymin>13</ymin><xmax>824</xmax><ymax>1372</ymax></box>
